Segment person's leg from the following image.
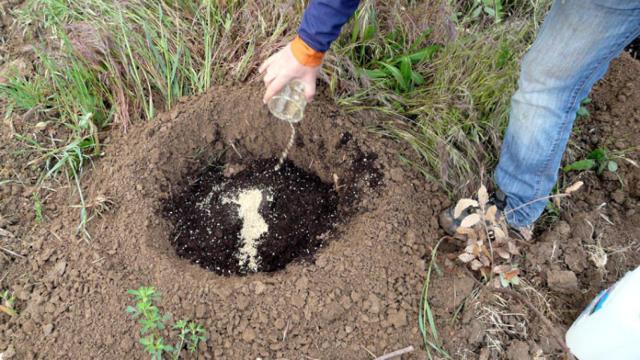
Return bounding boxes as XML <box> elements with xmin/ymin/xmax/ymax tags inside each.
<box><xmin>496</xmin><ymin>0</ymin><xmax>640</xmax><ymax>228</ymax></box>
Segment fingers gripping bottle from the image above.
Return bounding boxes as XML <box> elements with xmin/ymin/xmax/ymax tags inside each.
<box><xmin>267</xmin><ymin>80</ymin><xmax>306</xmax><ymax>124</ymax></box>
<box><xmin>565</xmin><ymin>267</ymin><xmax>640</xmax><ymax>360</ymax></box>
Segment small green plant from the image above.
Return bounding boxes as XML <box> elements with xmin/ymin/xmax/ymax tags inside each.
<box><xmin>33</xmin><ymin>192</ymin><xmax>44</xmax><ymax>224</ymax></box>
<box><xmin>0</xmin><ymin>289</ymin><xmax>17</xmax><ymax>317</ymax></box>
<box><xmin>174</xmin><ymin>320</ymin><xmax>207</xmax><ymax>354</ymax></box>
<box><xmin>563</xmin><ymin>147</ymin><xmax>618</xmax><ymax>175</ymax></box>
<box><xmin>576</xmin><ymin>97</ymin><xmax>591</xmax><ymax>118</ymax></box>
<box><xmin>470</xmin><ymin>0</ymin><xmax>504</xmax><ymax>23</ymax></box>
<box><xmin>126</xmin><ymin>286</ymin><xmax>207</xmax><ymax>360</ymax></box>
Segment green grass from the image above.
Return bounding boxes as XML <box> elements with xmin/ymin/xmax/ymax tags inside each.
<box><xmin>419</xmin><ymin>238</ymin><xmax>451</xmax><ymax>359</ymax></box>
<box><xmin>1</xmin><ymin>0</ymin><xmax>549</xmax><ymax>234</ymax></box>
<box><xmin>3</xmin><ymin>0</ymin><xmax>303</xmax><ymax>238</ymax></box>
<box><xmin>330</xmin><ymin>0</ymin><xmax>549</xmax><ymax>192</ymax></box>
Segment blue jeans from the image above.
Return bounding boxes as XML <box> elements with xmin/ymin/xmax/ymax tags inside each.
<box><xmin>495</xmin><ymin>0</ymin><xmax>640</xmax><ymax>228</ymax></box>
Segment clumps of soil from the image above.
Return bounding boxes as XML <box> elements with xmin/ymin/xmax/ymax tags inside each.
<box><xmin>164</xmin><ymin>158</ymin><xmax>341</xmax><ymax>275</ymax></box>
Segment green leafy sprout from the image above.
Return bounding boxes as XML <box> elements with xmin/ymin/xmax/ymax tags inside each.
<box><xmin>576</xmin><ymin>97</ymin><xmax>591</xmax><ymax>118</ymax></box>
<box><xmin>563</xmin><ymin>147</ymin><xmax>618</xmax><ymax>175</ymax></box>
<box><xmin>0</xmin><ymin>289</ymin><xmax>17</xmax><ymax>317</ymax></box>
<box><xmin>126</xmin><ymin>286</ymin><xmax>207</xmax><ymax>359</ymax></box>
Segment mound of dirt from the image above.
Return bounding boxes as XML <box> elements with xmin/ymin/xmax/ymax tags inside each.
<box><xmin>1</xmin><ymin>82</ymin><xmax>448</xmax><ymax>359</ymax></box>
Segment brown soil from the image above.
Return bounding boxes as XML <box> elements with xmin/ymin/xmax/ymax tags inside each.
<box><xmin>164</xmin><ymin>158</ymin><xmax>344</xmax><ymax>275</ymax></box>
<box><xmin>0</xmin><ymin>82</ymin><xmax>448</xmax><ymax>359</ymax></box>
<box><xmin>1</xmin><ymin>7</ymin><xmax>639</xmax><ymax>358</ymax></box>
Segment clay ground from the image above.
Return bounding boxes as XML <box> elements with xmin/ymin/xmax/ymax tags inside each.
<box><xmin>0</xmin><ymin>5</ymin><xmax>639</xmax><ymax>359</ymax></box>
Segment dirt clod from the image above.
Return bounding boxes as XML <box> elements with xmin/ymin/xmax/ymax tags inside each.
<box><xmin>506</xmin><ymin>340</ymin><xmax>530</xmax><ymax>360</ymax></box>
<box><xmin>547</xmin><ymin>270</ymin><xmax>579</xmax><ymax>294</ymax></box>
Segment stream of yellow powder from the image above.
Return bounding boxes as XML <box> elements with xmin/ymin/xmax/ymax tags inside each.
<box><xmin>222</xmin><ymin>188</ymin><xmax>269</xmax><ymax>271</ymax></box>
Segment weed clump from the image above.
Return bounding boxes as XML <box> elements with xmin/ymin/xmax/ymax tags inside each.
<box><xmin>126</xmin><ymin>286</ymin><xmax>207</xmax><ymax>359</ymax></box>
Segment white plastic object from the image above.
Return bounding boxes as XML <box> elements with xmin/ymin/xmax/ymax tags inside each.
<box><xmin>565</xmin><ymin>266</ymin><xmax>640</xmax><ymax>360</ymax></box>
<box><xmin>267</xmin><ymin>80</ymin><xmax>306</xmax><ymax>123</ymax></box>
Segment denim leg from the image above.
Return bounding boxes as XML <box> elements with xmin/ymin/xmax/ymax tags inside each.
<box><xmin>495</xmin><ymin>0</ymin><xmax>640</xmax><ymax>227</ymax></box>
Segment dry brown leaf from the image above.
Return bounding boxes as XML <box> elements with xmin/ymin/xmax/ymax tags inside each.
<box><xmin>480</xmin><ymin>245</ymin><xmax>491</xmax><ymax>259</ymax></box>
<box><xmin>492</xmin><ymin>265</ymin><xmax>511</xmax><ymax>274</ymax></box>
<box><xmin>496</xmin><ymin>248</ymin><xmax>511</xmax><ymax>260</ymax></box>
<box><xmin>493</xmin><ymin>226</ymin><xmax>506</xmax><ymax>240</ymax></box>
<box><xmin>464</xmin><ymin>245</ymin><xmax>475</xmax><ymax>254</ymax></box>
<box><xmin>465</xmin><ymin>242</ymin><xmax>482</xmax><ymax>256</ymax></box>
<box><xmin>477</xmin><ymin>185</ymin><xmax>489</xmax><ymax>207</ymax></box>
<box><xmin>565</xmin><ymin>181</ymin><xmax>584</xmax><ymax>194</ymax></box>
<box><xmin>503</xmin><ymin>268</ymin><xmax>520</xmax><ymax>281</ymax></box>
<box><xmin>34</xmin><ymin>121</ymin><xmax>48</xmax><ymax>131</ymax></box>
<box><xmin>507</xmin><ymin>241</ymin><xmax>520</xmax><ymax>255</ymax></box>
<box><xmin>460</xmin><ymin>213</ymin><xmax>481</xmax><ymax>228</ymax></box>
<box><xmin>479</xmin><ymin>254</ymin><xmax>491</xmax><ymax>267</ymax></box>
<box><xmin>470</xmin><ymin>259</ymin><xmax>483</xmax><ymax>271</ymax></box>
<box><xmin>485</xmin><ymin>205</ymin><xmax>497</xmax><ymax>224</ymax></box>
<box><xmin>0</xmin><ymin>228</ymin><xmax>15</xmax><ymax>238</ymax></box>
<box><xmin>454</xmin><ymin>198</ymin><xmax>478</xmax><ymax>218</ymax></box>
<box><xmin>458</xmin><ymin>253</ymin><xmax>476</xmax><ymax>263</ymax></box>
<box><xmin>456</xmin><ymin>226</ymin><xmax>475</xmax><ymax>235</ymax></box>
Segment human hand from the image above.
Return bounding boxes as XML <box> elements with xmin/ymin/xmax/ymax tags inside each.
<box><xmin>259</xmin><ymin>41</ymin><xmax>320</xmax><ymax>104</ymax></box>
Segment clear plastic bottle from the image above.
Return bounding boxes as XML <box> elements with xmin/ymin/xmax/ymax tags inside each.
<box><xmin>267</xmin><ymin>80</ymin><xmax>306</xmax><ymax>123</ymax></box>
<box><xmin>565</xmin><ymin>266</ymin><xmax>640</xmax><ymax>360</ymax></box>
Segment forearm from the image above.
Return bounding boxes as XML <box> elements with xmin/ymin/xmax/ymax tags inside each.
<box><xmin>293</xmin><ymin>0</ymin><xmax>360</xmax><ymax>65</ymax></box>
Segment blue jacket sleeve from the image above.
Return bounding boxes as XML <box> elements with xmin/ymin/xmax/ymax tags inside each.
<box><xmin>298</xmin><ymin>0</ymin><xmax>361</xmax><ymax>52</ymax></box>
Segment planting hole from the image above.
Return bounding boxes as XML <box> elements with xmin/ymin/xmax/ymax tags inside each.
<box><xmin>164</xmin><ymin>158</ymin><xmax>341</xmax><ymax>275</ymax></box>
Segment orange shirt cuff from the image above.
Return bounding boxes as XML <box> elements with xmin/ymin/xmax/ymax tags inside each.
<box><xmin>291</xmin><ymin>35</ymin><xmax>325</xmax><ymax>67</ymax></box>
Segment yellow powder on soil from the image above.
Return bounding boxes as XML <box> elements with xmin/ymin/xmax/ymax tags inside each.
<box><xmin>222</xmin><ymin>188</ymin><xmax>269</xmax><ymax>271</ymax></box>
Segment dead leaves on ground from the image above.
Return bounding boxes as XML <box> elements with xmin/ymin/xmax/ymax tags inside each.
<box><xmin>454</xmin><ymin>182</ymin><xmax>584</xmax><ymax>287</ymax></box>
<box><xmin>454</xmin><ymin>185</ymin><xmax>520</xmax><ymax>287</ymax></box>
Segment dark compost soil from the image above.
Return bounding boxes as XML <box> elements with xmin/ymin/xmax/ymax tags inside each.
<box><xmin>165</xmin><ymin>159</ymin><xmax>342</xmax><ymax>275</ymax></box>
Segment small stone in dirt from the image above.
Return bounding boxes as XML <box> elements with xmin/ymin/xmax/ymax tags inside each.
<box><xmin>241</xmin><ymin>327</ymin><xmax>256</xmax><ymax>342</ymax></box>
<box><xmin>274</xmin><ymin>318</ymin><xmax>286</xmax><ymax>330</ymax></box>
<box><xmin>321</xmin><ymin>301</ymin><xmax>344</xmax><ymax>323</ymax></box>
<box><xmin>389</xmin><ymin>168</ymin><xmax>404</xmax><ymax>182</ymax></box>
<box><xmin>1</xmin><ymin>345</ymin><xmax>16</xmax><ymax>359</ymax></box>
<box><xmin>506</xmin><ymin>340</ymin><xmax>530</xmax><ymax>360</ymax></box>
<box><xmin>223</xmin><ymin>163</ymin><xmax>246</xmax><ymax>178</ymax></box>
<box><xmin>48</xmin><ymin>261</ymin><xmax>67</xmax><ymax>279</ymax></box>
<box><xmin>42</xmin><ymin>323</ymin><xmax>54</xmax><ymax>336</ymax></box>
<box><xmin>467</xmin><ymin>320</ymin><xmax>485</xmax><ymax>346</ymax></box>
<box><xmin>253</xmin><ymin>281</ymin><xmax>266</xmax><ymax>295</ymax></box>
<box><xmin>554</xmin><ymin>221</ymin><xmax>571</xmax><ymax>237</ymax></box>
<box><xmin>367</xmin><ymin>294</ymin><xmax>381</xmax><ymax>314</ymax></box>
<box><xmin>295</xmin><ymin>276</ymin><xmax>309</xmax><ymax>291</ymax></box>
<box><xmin>564</xmin><ymin>246</ymin><xmax>589</xmax><ymax>273</ymax></box>
<box><xmin>611</xmin><ymin>190</ymin><xmax>625</xmax><ymax>204</ymax></box>
<box><xmin>386</xmin><ymin>309</ymin><xmax>407</xmax><ymax>328</ymax></box>
<box><xmin>195</xmin><ymin>304</ymin><xmax>206</xmax><ymax>318</ymax></box>
<box><xmin>291</xmin><ymin>294</ymin><xmax>305</xmax><ymax>308</ymax></box>
<box><xmin>547</xmin><ymin>270</ymin><xmax>578</xmax><ymax>294</ymax></box>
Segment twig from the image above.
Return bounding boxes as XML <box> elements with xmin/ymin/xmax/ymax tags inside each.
<box><xmin>361</xmin><ymin>345</ymin><xmax>376</xmax><ymax>358</ymax></box>
<box><xmin>0</xmin><ymin>228</ymin><xmax>16</xmax><ymax>238</ymax></box>
<box><xmin>504</xmin><ymin>193</ymin><xmax>571</xmax><ymax>216</ymax></box>
<box><xmin>228</xmin><ymin>141</ymin><xmax>242</xmax><ymax>159</ymax></box>
<box><xmin>1</xmin><ymin>247</ymin><xmax>24</xmax><ymax>259</ymax></box>
<box><xmin>373</xmin><ymin>346</ymin><xmax>414</xmax><ymax>360</ymax></box>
